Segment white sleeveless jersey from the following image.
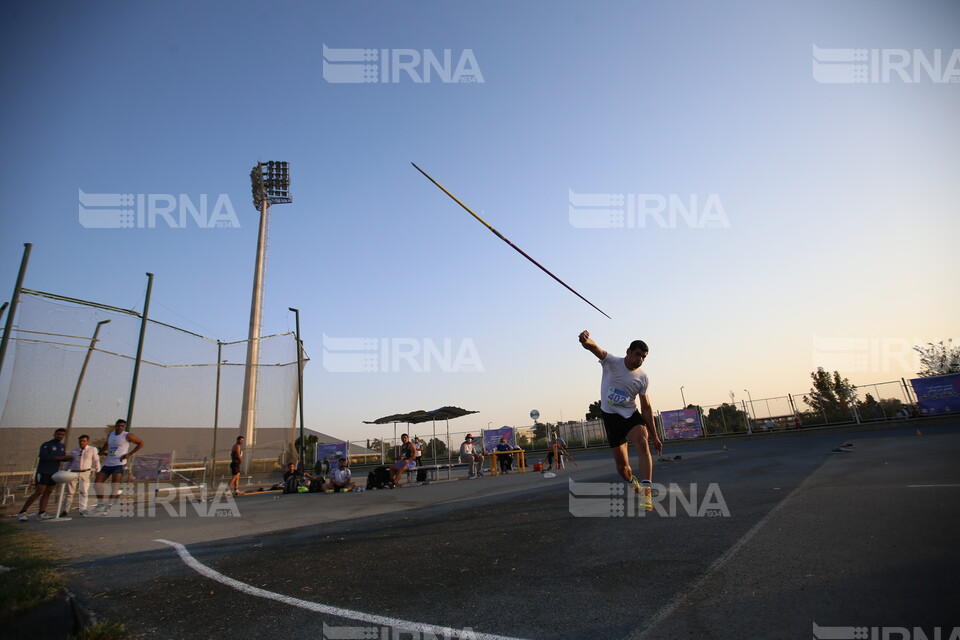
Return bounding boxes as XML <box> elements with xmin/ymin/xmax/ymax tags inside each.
<box><xmin>105</xmin><ymin>431</ymin><xmax>131</xmax><ymax>466</ymax></box>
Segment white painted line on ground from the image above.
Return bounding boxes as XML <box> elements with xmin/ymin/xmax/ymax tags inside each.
<box><xmin>628</xmin><ymin>471</ymin><xmax>814</xmax><ymax>640</ymax></box>
<box><xmin>154</xmin><ymin>539</ymin><xmax>530</xmax><ymax>640</ymax></box>
<box><xmin>907</xmin><ymin>484</ymin><xmax>960</xmax><ymax>488</ymax></box>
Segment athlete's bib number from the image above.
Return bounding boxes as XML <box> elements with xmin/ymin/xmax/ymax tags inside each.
<box><xmin>606</xmin><ymin>387</ymin><xmax>629</xmax><ymax>407</ymax></box>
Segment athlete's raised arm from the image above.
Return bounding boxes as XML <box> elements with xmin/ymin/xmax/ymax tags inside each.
<box><xmin>578</xmin><ymin>330</ymin><xmax>607</xmax><ymax>360</ymax></box>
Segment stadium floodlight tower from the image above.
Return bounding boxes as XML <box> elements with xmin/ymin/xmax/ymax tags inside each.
<box><xmin>239</xmin><ymin>161</ymin><xmax>292</xmax><ymax>471</ymax></box>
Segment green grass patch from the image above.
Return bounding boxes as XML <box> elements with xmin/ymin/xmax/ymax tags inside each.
<box><xmin>68</xmin><ymin>620</ymin><xmax>131</xmax><ymax>640</ymax></box>
<box><xmin>0</xmin><ymin>519</ymin><xmax>65</xmax><ymax>617</ymax></box>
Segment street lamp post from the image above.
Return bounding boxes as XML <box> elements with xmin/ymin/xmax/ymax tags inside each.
<box><xmin>64</xmin><ymin>319</ymin><xmax>111</xmax><ymax>445</ymax></box>
<box><xmin>680</xmin><ymin>386</ymin><xmax>686</xmax><ymax>409</ymax></box>
<box><xmin>289</xmin><ymin>307</ymin><xmax>306</xmax><ymax>469</ymax></box>
<box><xmin>240</xmin><ymin>161</ymin><xmax>292</xmax><ymax>471</ymax></box>
<box><xmin>744</xmin><ymin>388</ymin><xmax>755</xmax><ymax>434</ymax></box>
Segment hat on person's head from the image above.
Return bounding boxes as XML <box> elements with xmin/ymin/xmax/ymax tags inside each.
<box><xmin>466</xmin><ymin>434</ymin><xmax>472</xmax><ymax>438</ymax></box>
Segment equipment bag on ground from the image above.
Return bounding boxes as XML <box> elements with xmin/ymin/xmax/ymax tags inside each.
<box><xmin>367</xmin><ymin>465</ymin><xmax>391</xmax><ymax>490</ymax></box>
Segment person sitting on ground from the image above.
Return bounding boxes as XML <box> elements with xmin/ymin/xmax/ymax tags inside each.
<box><xmin>495</xmin><ymin>437</ymin><xmax>514</xmax><ymax>474</ymax></box>
<box><xmin>459</xmin><ymin>434</ymin><xmax>485</xmax><ymax>478</ymax></box>
<box><xmin>282</xmin><ymin>462</ymin><xmax>317</xmax><ymax>494</ymax></box>
<box><xmin>389</xmin><ymin>433</ymin><xmax>417</xmax><ymax>487</ymax></box>
<box><xmin>322</xmin><ymin>458</ymin><xmax>356</xmax><ymax>493</ymax></box>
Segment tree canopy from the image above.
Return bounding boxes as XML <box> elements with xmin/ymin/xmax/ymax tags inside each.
<box><xmin>914</xmin><ymin>340</ymin><xmax>960</xmax><ymax>377</ymax></box>
<box><xmin>585</xmin><ymin>400</ymin><xmax>603</xmax><ymax>421</ymax></box>
<box><xmin>803</xmin><ymin>367</ymin><xmax>857</xmax><ymax>421</ymax></box>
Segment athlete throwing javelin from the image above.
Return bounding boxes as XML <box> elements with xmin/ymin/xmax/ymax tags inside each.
<box><xmin>579</xmin><ymin>331</ymin><xmax>662</xmax><ymax>500</ymax></box>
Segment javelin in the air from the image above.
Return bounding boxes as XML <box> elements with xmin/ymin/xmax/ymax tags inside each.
<box><xmin>411</xmin><ymin>162</ymin><xmax>611</xmax><ymax>320</ymax></box>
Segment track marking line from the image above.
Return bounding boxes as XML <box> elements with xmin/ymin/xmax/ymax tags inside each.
<box><xmin>907</xmin><ymin>484</ymin><xmax>960</xmax><ymax>488</ymax></box>
<box><xmin>154</xmin><ymin>539</ymin><xmax>530</xmax><ymax>640</ymax></box>
<box><xmin>626</xmin><ymin>474</ymin><xmax>816</xmax><ymax>640</ymax></box>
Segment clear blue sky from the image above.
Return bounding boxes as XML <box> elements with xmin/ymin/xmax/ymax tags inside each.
<box><xmin>1</xmin><ymin>0</ymin><xmax>958</xmax><ymax>442</ymax></box>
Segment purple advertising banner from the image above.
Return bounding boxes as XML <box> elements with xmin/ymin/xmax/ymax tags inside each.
<box><xmin>129</xmin><ymin>453</ymin><xmax>173</xmax><ymax>481</ymax></box>
<box><xmin>661</xmin><ymin>409</ymin><xmax>704</xmax><ymax>440</ymax></box>
<box><xmin>316</xmin><ymin>443</ymin><xmax>348</xmax><ymax>464</ymax></box>
<box><xmin>910</xmin><ymin>373</ymin><xmax>960</xmax><ymax>415</ymax></box>
<box><xmin>483</xmin><ymin>426</ymin><xmax>516</xmax><ymax>453</ymax></box>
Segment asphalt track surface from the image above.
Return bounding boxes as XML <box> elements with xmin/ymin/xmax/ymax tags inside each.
<box><xmin>31</xmin><ymin>424</ymin><xmax>960</xmax><ymax>640</ymax></box>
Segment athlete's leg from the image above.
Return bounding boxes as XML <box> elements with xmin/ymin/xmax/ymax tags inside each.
<box><xmin>108</xmin><ymin>473</ymin><xmax>122</xmax><ymax>503</ymax></box>
<box><xmin>611</xmin><ymin>442</ymin><xmax>633</xmax><ymax>482</ymax></box>
<box><xmin>38</xmin><ymin>484</ymin><xmax>56</xmax><ymax>513</ymax></box>
<box><xmin>91</xmin><ymin>472</ymin><xmax>107</xmax><ymax>509</ymax></box>
<box><xmin>627</xmin><ymin>423</ymin><xmax>653</xmax><ymax>482</ymax></box>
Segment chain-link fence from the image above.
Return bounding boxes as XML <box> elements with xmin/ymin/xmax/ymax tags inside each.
<box><xmin>340</xmin><ymin>376</ymin><xmax>923</xmax><ymax>463</ymax></box>
<box><xmin>0</xmin><ymin>290</ymin><xmax>301</xmax><ymax>475</ymax></box>
<box><xmin>2</xmin><ymin>288</ymin><xmax>933</xmax><ymax>479</ymax></box>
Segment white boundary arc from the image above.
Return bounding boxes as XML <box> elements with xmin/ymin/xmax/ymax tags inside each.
<box><xmin>154</xmin><ymin>539</ymin><xmax>531</xmax><ymax>640</ymax></box>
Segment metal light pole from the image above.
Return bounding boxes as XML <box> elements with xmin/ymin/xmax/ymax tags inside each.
<box><xmin>127</xmin><ymin>273</ymin><xmax>154</xmax><ymax>428</ymax></box>
<box><xmin>210</xmin><ymin>344</ymin><xmax>224</xmax><ymax>483</ymax></box>
<box><xmin>680</xmin><ymin>386</ymin><xmax>686</xmax><ymax>409</ymax></box>
<box><xmin>0</xmin><ymin>243</ymin><xmax>32</xmax><ymax>378</ymax></box>
<box><xmin>239</xmin><ymin>161</ymin><xmax>292</xmax><ymax>472</ymax></box>
<box><xmin>289</xmin><ymin>307</ymin><xmax>305</xmax><ymax>469</ymax></box>
<box><xmin>744</xmin><ymin>389</ymin><xmax>755</xmax><ymax>434</ymax></box>
<box><xmin>64</xmin><ymin>319</ymin><xmax>111</xmax><ymax>444</ymax></box>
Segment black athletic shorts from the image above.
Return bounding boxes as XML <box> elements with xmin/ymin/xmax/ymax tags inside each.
<box><xmin>601</xmin><ymin>410</ymin><xmax>647</xmax><ymax>448</ymax></box>
<box><xmin>35</xmin><ymin>473</ymin><xmax>57</xmax><ymax>487</ymax></box>
<box><xmin>230</xmin><ymin>461</ymin><xmax>241</xmax><ymax>474</ymax></box>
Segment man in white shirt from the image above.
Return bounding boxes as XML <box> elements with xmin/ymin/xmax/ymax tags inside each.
<box><xmin>579</xmin><ymin>330</ymin><xmax>662</xmax><ymax>496</ymax></box>
<box><xmin>459</xmin><ymin>434</ymin><xmax>484</xmax><ymax>478</ymax></box>
<box><xmin>322</xmin><ymin>458</ymin><xmax>356</xmax><ymax>493</ymax></box>
<box><xmin>61</xmin><ymin>434</ymin><xmax>100</xmax><ymax>517</ymax></box>
<box><xmin>90</xmin><ymin>418</ymin><xmax>144</xmax><ymax>514</ymax></box>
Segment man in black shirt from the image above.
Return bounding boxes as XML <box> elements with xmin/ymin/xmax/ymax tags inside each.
<box><xmin>282</xmin><ymin>462</ymin><xmax>316</xmax><ymax>494</ymax></box>
<box><xmin>17</xmin><ymin>428</ymin><xmax>72</xmax><ymax>521</ymax></box>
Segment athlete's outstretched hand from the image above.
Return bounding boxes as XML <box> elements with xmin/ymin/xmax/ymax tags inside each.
<box><xmin>579</xmin><ymin>330</ymin><xmax>606</xmax><ymax>359</ymax></box>
<box><xmin>651</xmin><ymin>433</ymin><xmax>663</xmax><ymax>456</ymax></box>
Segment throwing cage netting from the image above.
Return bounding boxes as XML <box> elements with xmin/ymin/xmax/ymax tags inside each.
<box><xmin>0</xmin><ymin>290</ymin><xmax>303</xmax><ymax>473</ymax></box>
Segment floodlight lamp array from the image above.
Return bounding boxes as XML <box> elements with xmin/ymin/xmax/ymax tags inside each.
<box><xmin>250</xmin><ymin>161</ymin><xmax>293</xmax><ymax>208</ymax></box>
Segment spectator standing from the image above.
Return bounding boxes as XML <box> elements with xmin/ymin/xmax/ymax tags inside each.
<box><xmin>61</xmin><ymin>434</ymin><xmax>100</xmax><ymax>517</ymax></box>
<box><xmin>17</xmin><ymin>428</ymin><xmax>72</xmax><ymax>521</ymax></box>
